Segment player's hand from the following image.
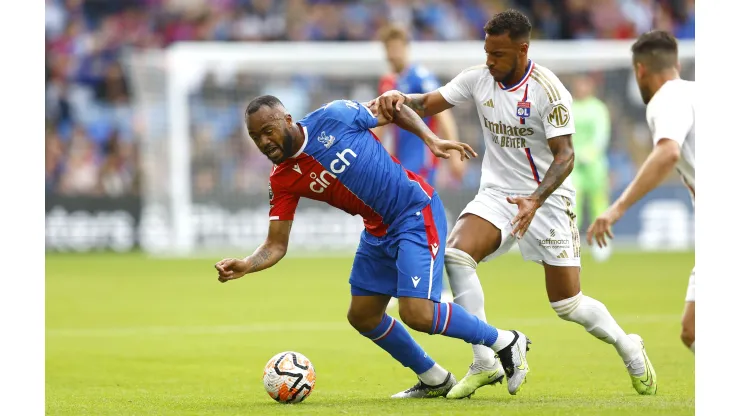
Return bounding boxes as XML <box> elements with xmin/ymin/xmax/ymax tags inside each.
<box><xmin>586</xmin><ymin>207</ymin><xmax>624</xmax><ymax>248</ymax></box>
<box><xmin>507</xmin><ymin>195</ymin><xmax>542</xmax><ymax>239</ymax></box>
<box><xmin>427</xmin><ymin>138</ymin><xmax>478</xmax><ymax>161</ymax></box>
<box><xmin>215</xmin><ymin>258</ymin><xmax>249</xmax><ymax>283</ymax></box>
<box><xmin>372</xmin><ymin>90</ymin><xmax>407</xmax><ymax>120</ymax></box>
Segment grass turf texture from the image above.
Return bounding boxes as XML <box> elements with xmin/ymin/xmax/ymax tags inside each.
<box><xmin>46</xmin><ymin>251</ymin><xmax>694</xmax><ymax>415</ymax></box>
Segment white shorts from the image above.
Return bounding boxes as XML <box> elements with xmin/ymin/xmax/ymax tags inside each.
<box><xmin>459</xmin><ymin>187</ymin><xmax>581</xmax><ymax>267</ymax></box>
<box><xmin>686</xmin><ymin>268</ymin><xmax>695</xmax><ymax>302</ymax></box>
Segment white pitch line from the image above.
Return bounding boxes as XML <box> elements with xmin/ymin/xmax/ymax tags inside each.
<box><xmin>46</xmin><ymin>314</ymin><xmax>680</xmax><ymax>338</ymax></box>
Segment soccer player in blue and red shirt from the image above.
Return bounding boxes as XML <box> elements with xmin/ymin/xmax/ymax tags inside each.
<box><xmin>215</xmin><ymin>95</ymin><xmax>531</xmax><ymax>398</ymax></box>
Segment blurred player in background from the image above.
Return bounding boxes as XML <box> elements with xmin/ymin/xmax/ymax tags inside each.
<box><xmin>587</xmin><ymin>30</ymin><xmax>695</xmax><ymax>354</ymax></box>
<box><xmin>571</xmin><ymin>74</ymin><xmax>612</xmax><ymax>262</ymax></box>
<box><xmin>374</xmin><ymin>9</ymin><xmax>656</xmax><ymax>398</ymax></box>
<box><xmin>216</xmin><ymin>95</ymin><xmax>533</xmax><ymax>398</ymax></box>
<box><xmin>375</xmin><ymin>24</ymin><xmax>463</xmax><ymax>306</ymax></box>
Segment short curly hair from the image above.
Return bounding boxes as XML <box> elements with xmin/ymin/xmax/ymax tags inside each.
<box><xmin>484</xmin><ymin>9</ymin><xmax>532</xmax><ymax>41</ymax></box>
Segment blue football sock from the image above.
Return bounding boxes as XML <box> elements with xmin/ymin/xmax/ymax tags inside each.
<box><xmin>361</xmin><ymin>314</ymin><xmax>436</xmax><ymax>374</ymax></box>
<box><xmin>430</xmin><ymin>302</ymin><xmax>499</xmax><ymax>347</ymax></box>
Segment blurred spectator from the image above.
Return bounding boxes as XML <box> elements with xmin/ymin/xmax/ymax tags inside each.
<box><xmin>46</xmin><ymin>0</ymin><xmax>695</xmax><ymax>197</ymax></box>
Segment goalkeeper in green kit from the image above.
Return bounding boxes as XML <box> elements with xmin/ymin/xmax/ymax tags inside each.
<box><xmin>571</xmin><ymin>75</ymin><xmax>612</xmax><ymax>262</ymax></box>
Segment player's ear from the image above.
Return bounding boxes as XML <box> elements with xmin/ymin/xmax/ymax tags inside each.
<box><xmin>634</xmin><ymin>62</ymin><xmax>645</xmax><ymax>79</ymax></box>
<box><xmin>285</xmin><ymin>113</ymin><xmax>293</xmax><ymax>124</ymax></box>
<box><xmin>519</xmin><ymin>41</ymin><xmax>529</xmax><ymax>56</ymax></box>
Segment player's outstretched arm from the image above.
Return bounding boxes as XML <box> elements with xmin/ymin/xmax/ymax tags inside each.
<box><xmin>370</xmin><ymin>102</ymin><xmax>476</xmax><ymax>161</ymax></box>
<box><xmin>586</xmin><ymin>139</ymin><xmax>681</xmax><ymax>247</ymax></box>
<box><xmin>433</xmin><ymin>110</ymin><xmax>466</xmax><ymax>180</ymax></box>
<box><xmin>373</xmin><ymin>90</ymin><xmax>453</xmax><ymax>120</ymax></box>
<box><xmin>214</xmin><ymin>220</ymin><xmax>292</xmax><ymax>283</ymax></box>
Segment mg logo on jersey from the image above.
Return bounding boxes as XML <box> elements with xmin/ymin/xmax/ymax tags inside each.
<box><xmin>547</xmin><ymin>104</ymin><xmax>570</xmax><ymax>128</ymax></box>
<box><xmin>329</xmin><ymin>148</ymin><xmax>357</xmax><ymax>174</ymax></box>
<box><xmin>309</xmin><ymin>170</ymin><xmax>337</xmax><ymax>193</ymax></box>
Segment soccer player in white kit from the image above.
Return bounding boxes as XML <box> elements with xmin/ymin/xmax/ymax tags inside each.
<box><xmin>373</xmin><ymin>9</ymin><xmax>656</xmax><ymax>398</ymax></box>
<box><xmin>587</xmin><ymin>30</ymin><xmax>695</xmax><ymax>354</ymax></box>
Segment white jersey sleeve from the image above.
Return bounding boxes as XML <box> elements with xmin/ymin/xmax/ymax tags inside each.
<box><xmin>532</xmin><ymin>67</ymin><xmax>576</xmax><ymax>140</ymax></box>
<box><xmin>438</xmin><ymin>65</ymin><xmax>485</xmax><ymax>106</ymax></box>
<box><xmin>644</xmin><ymin>79</ymin><xmax>696</xmax><ymax>200</ymax></box>
<box><xmin>646</xmin><ymin>83</ymin><xmax>694</xmax><ymax>147</ymax></box>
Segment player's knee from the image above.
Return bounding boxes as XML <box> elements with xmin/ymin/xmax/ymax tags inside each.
<box><xmin>398</xmin><ymin>298</ymin><xmax>433</xmax><ymax>333</ymax></box>
<box><xmin>346</xmin><ymin>308</ymin><xmax>382</xmax><ymax>333</ymax></box>
<box><xmin>550</xmin><ymin>292</ymin><xmax>582</xmax><ymax>322</ymax></box>
<box><xmin>680</xmin><ymin>324</ymin><xmax>695</xmax><ymax>349</ymax></box>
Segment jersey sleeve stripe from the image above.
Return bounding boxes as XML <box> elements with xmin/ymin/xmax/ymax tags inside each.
<box><xmin>269</xmin><ymin>216</ymin><xmax>280</xmax><ymax>220</ymax></box>
<box><xmin>530</xmin><ymin>73</ymin><xmax>554</xmax><ymax>103</ymax></box>
<box><xmin>532</xmin><ymin>68</ymin><xmax>561</xmax><ymax>101</ymax></box>
<box><xmin>532</xmin><ymin>68</ymin><xmax>560</xmax><ymax>99</ymax></box>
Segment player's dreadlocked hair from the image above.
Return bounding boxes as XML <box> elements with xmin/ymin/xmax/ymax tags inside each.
<box><xmin>246</xmin><ymin>95</ymin><xmax>285</xmax><ymax>117</ymax></box>
<box><xmin>484</xmin><ymin>9</ymin><xmax>532</xmax><ymax>42</ymax></box>
<box><xmin>631</xmin><ymin>30</ymin><xmax>679</xmax><ymax>71</ymax></box>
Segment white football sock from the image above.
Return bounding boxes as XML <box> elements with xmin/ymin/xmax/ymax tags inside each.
<box><xmin>491</xmin><ymin>329</ymin><xmax>516</xmax><ymax>352</ymax></box>
<box><xmin>418</xmin><ymin>363</ymin><xmax>449</xmax><ymax>386</ymax></box>
<box><xmin>445</xmin><ymin>248</ymin><xmax>498</xmax><ymax>368</ymax></box>
<box><xmin>552</xmin><ymin>292</ymin><xmax>642</xmax><ymax>373</ymax></box>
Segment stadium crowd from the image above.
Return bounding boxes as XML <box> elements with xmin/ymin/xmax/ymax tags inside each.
<box><xmin>46</xmin><ymin>0</ymin><xmax>696</xmax><ymax>197</ymax></box>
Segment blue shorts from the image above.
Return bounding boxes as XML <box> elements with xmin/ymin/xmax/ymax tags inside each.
<box><xmin>349</xmin><ymin>194</ymin><xmax>447</xmax><ymax>302</ymax></box>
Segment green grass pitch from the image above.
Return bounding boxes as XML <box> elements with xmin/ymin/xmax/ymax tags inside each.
<box><xmin>46</xmin><ymin>251</ymin><xmax>694</xmax><ymax>415</ymax></box>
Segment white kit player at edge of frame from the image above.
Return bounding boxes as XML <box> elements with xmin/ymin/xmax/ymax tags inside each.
<box><xmin>372</xmin><ymin>8</ymin><xmax>657</xmax><ymax>399</ymax></box>
<box><xmin>587</xmin><ymin>29</ymin><xmax>696</xmax><ymax>355</ymax></box>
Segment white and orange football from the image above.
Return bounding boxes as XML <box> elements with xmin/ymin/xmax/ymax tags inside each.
<box><xmin>262</xmin><ymin>351</ymin><xmax>316</xmax><ymax>403</ymax></box>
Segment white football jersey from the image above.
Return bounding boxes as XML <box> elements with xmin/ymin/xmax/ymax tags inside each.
<box><xmin>439</xmin><ymin>61</ymin><xmax>576</xmax><ymax>198</ymax></box>
<box><xmin>645</xmin><ymin>79</ymin><xmax>695</xmax><ymax>200</ymax></box>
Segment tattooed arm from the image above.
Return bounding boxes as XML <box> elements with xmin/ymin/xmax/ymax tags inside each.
<box><xmin>508</xmin><ymin>135</ymin><xmax>575</xmax><ymax>238</ymax></box>
<box><xmin>375</xmin><ymin>90</ymin><xmax>454</xmax><ymax>120</ymax></box>
<box><xmin>214</xmin><ymin>220</ymin><xmax>292</xmax><ymax>282</ymax></box>
<box><xmin>532</xmin><ymin>135</ymin><xmax>575</xmax><ymax>205</ymax></box>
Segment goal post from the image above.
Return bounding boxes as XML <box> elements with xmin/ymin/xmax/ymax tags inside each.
<box><xmin>127</xmin><ymin>40</ymin><xmax>695</xmax><ymax>257</ymax></box>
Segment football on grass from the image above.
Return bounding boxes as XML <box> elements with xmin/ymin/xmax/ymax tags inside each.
<box><xmin>262</xmin><ymin>351</ymin><xmax>316</xmax><ymax>403</ymax></box>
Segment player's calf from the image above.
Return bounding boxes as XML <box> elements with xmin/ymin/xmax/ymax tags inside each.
<box><xmin>681</xmin><ymin>301</ymin><xmax>695</xmax><ymax>353</ymax></box>
<box><xmin>397</xmin><ymin>297</ymin><xmax>435</xmax><ymax>333</ymax></box>
<box><xmin>551</xmin><ymin>293</ymin><xmax>657</xmax><ymax>395</ymax></box>
<box><xmin>347</xmin><ymin>294</ymin><xmax>389</xmax><ymax>333</ymax></box>
<box><xmin>349</xmin><ymin>293</ymin><xmax>453</xmax><ymax>395</ymax></box>
<box><xmin>398</xmin><ymin>296</ymin><xmax>530</xmax><ymax>396</ymax></box>
<box><xmin>680</xmin><ymin>324</ymin><xmax>694</xmax><ymax>351</ymax></box>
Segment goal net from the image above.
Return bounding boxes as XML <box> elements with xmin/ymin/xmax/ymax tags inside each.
<box><xmin>126</xmin><ymin>40</ymin><xmax>695</xmax><ymax>256</ymax></box>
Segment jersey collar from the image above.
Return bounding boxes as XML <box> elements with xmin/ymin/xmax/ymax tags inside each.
<box><xmin>290</xmin><ymin>124</ymin><xmax>309</xmax><ymax>159</ymax></box>
<box><xmin>497</xmin><ymin>60</ymin><xmax>534</xmax><ymax>92</ymax></box>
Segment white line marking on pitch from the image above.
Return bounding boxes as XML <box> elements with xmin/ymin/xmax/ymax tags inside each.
<box><xmin>46</xmin><ymin>314</ymin><xmax>680</xmax><ymax>338</ymax></box>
